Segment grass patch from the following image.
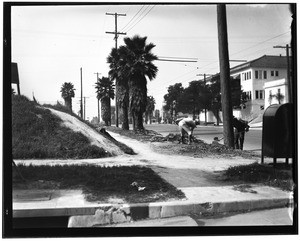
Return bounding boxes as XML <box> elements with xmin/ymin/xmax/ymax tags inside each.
<box><xmin>13</xmin><ymin>164</ymin><xmax>185</xmax><ymax>203</ymax></box>
<box><xmin>12</xmin><ymin>95</ymin><xmax>109</xmax><ymax>159</ymax></box>
<box><xmin>223</xmin><ymin>162</ymin><xmax>294</xmax><ymax>191</ymax></box>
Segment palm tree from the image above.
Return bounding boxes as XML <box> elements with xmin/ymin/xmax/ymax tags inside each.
<box><xmin>60</xmin><ymin>82</ymin><xmax>75</xmax><ymax>111</ymax></box>
<box><xmin>107</xmin><ymin>46</ymin><xmax>130</xmax><ymax>130</ymax></box>
<box><xmin>95</xmin><ymin>76</ymin><xmax>115</xmax><ymax>126</ymax></box>
<box><xmin>122</xmin><ymin>35</ymin><xmax>158</xmax><ymax>131</ymax></box>
<box><xmin>273</xmin><ymin>92</ymin><xmax>285</xmax><ymax>104</ymax></box>
<box><xmin>145</xmin><ymin>96</ymin><xmax>155</xmax><ymax>124</ymax></box>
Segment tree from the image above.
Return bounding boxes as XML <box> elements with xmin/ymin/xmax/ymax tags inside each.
<box><xmin>95</xmin><ymin>77</ymin><xmax>115</xmax><ymax>126</ymax></box>
<box><xmin>121</xmin><ymin>35</ymin><xmax>158</xmax><ymax>131</ymax></box>
<box><xmin>273</xmin><ymin>92</ymin><xmax>285</xmax><ymax>104</ymax></box>
<box><xmin>145</xmin><ymin>96</ymin><xmax>156</xmax><ymax>124</ymax></box>
<box><xmin>208</xmin><ymin>74</ymin><xmax>242</xmax><ymax>125</ymax></box>
<box><xmin>208</xmin><ymin>75</ymin><xmax>222</xmax><ymax>125</ymax></box>
<box><xmin>107</xmin><ymin>46</ymin><xmax>130</xmax><ymax>130</ymax></box>
<box><xmin>60</xmin><ymin>82</ymin><xmax>75</xmax><ymax>111</ymax></box>
<box><xmin>163</xmin><ymin>83</ymin><xmax>184</xmax><ymax>122</ymax></box>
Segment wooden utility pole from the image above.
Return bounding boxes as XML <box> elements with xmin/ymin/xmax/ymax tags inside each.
<box><xmin>106</xmin><ymin>12</ymin><xmax>126</xmax><ymax>127</ymax></box>
<box><xmin>80</xmin><ymin>67</ymin><xmax>83</xmax><ymax>119</ymax></box>
<box><xmin>217</xmin><ymin>4</ymin><xmax>234</xmax><ymax>148</ymax></box>
<box><xmin>273</xmin><ymin>44</ymin><xmax>292</xmax><ymax>103</ymax></box>
<box><xmin>94</xmin><ymin>72</ymin><xmax>101</xmax><ymax>123</ymax></box>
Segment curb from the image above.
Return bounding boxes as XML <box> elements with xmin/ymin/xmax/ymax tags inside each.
<box><xmin>56</xmin><ymin>197</ymin><xmax>292</xmax><ymax>227</ymax></box>
<box><xmin>13</xmin><ymin>197</ymin><xmax>293</xmax><ymax>227</ymax></box>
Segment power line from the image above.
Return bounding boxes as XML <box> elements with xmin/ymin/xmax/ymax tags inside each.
<box><xmin>120</xmin><ymin>5</ymin><xmax>145</xmax><ymax>32</ymax></box>
<box><xmin>230</xmin><ymin>31</ymin><xmax>290</xmax><ymax>57</ymax></box>
<box><xmin>125</xmin><ymin>5</ymin><xmax>155</xmax><ymax>33</ymax></box>
<box><xmin>158</xmin><ymin>56</ymin><xmax>198</xmax><ymax>60</ymax></box>
<box><xmin>157</xmin><ymin>59</ymin><xmax>197</xmax><ymax>63</ymax></box>
<box><xmin>122</xmin><ymin>6</ymin><xmax>151</xmax><ymax>32</ymax></box>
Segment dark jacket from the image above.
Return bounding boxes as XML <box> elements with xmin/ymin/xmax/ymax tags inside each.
<box><xmin>233</xmin><ymin>117</ymin><xmax>250</xmax><ymax>132</ymax></box>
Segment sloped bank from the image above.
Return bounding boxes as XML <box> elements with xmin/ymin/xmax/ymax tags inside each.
<box><xmin>12</xmin><ymin>95</ymin><xmax>134</xmax><ymax>159</ymax></box>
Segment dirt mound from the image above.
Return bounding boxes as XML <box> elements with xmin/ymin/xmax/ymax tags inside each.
<box><xmin>48</xmin><ymin>108</ymin><xmax>125</xmax><ymax>156</ymax></box>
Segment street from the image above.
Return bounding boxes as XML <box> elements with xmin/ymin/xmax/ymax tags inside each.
<box><xmin>144</xmin><ymin>124</ymin><xmax>262</xmax><ymax>152</ymax></box>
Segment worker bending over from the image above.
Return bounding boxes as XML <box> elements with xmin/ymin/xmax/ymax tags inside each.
<box><xmin>175</xmin><ymin>117</ymin><xmax>200</xmax><ymax>144</ymax></box>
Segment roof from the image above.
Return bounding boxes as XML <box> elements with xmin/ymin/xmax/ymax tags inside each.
<box><xmin>230</xmin><ymin>55</ymin><xmax>291</xmax><ymax>74</ymax></box>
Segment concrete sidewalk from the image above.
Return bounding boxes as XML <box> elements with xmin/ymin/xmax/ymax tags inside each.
<box><xmin>13</xmin><ymin>183</ymin><xmax>293</xmax><ymax>227</ymax></box>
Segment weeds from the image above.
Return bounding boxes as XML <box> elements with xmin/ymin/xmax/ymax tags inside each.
<box><xmin>13</xmin><ymin>164</ymin><xmax>185</xmax><ymax>203</ymax></box>
<box><xmin>224</xmin><ymin>162</ymin><xmax>294</xmax><ymax>191</ymax></box>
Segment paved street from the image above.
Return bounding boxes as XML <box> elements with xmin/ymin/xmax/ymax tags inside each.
<box><xmin>144</xmin><ymin>124</ymin><xmax>262</xmax><ymax>152</ymax></box>
<box><xmin>102</xmin><ymin>207</ymin><xmax>293</xmax><ymax>227</ymax></box>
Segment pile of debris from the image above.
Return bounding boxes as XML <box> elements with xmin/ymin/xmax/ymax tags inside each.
<box><xmin>150</xmin><ymin>133</ymin><xmax>206</xmax><ymax>144</ymax></box>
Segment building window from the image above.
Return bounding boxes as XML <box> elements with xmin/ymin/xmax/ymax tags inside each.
<box><xmin>255</xmin><ymin>71</ymin><xmax>258</xmax><ymax>79</ymax></box>
<box><xmin>249</xmin><ymin>71</ymin><xmax>251</xmax><ymax>79</ymax></box>
<box><xmin>275</xmin><ymin>71</ymin><xmax>279</xmax><ymax>76</ymax></box>
<box><xmin>260</xmin><ymin>90</ymin><xmax>264</xmax><ymax>99</ymax></box>
<box><xmin>271</xmin><ymin>70</ymin><xmax>274</xmax><ymax>76</ymax></box>
<box><xmin>255</xmin><ymin>90</ymin><xmax>264</xmax><ymax>99</ymax></box>
<box><xmin>263</xmin><ymin>71</ymin><xmax>267</xmax><ymax>79</ymax></box>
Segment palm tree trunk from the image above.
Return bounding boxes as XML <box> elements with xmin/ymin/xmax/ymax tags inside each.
<box><xmin>133</xmin><ymin>112</ymin><xmax>144</xmax><ymax>131</ymax></box>
<box><xmin>101</xmin><ymin>97</ymin><xmax>111</xmax><ymax>126</ymax></box>
<box><xmin>64</xmin><ymin>97</ymin><xmax>72</xmax><ymax>111</ymax></box>
<box><xmin>121</xmin><ymin>105</ymin><xmax>129</xmax><ymax>130</ymax></box>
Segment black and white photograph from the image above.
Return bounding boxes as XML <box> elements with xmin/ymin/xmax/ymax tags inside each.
<box><xmin>2</xmin><ymin>1</ymin><xmax>298</xmax><ymax>238</ymax></box>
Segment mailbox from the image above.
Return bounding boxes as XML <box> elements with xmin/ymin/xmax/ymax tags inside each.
<box><xmin>261</xmin><ymin>103</ymin><xmax>294</xmax><ymax>165</ymax></box>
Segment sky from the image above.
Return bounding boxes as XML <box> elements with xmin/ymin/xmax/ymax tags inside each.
<box><xmin>10</xmin><ymin>2</ymin><xmax>292</xmax><ymax>121</ymax></box>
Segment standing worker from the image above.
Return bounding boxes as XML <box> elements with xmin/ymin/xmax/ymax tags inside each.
<box><xmin>232</xmin><ymin>116</ymin><xmax>250</xmax><ymax>150</ymax></box>
<box><xmin>175</xmin><ymin>117</ymin><xmax>200</xmax><ymax>144</ymax></box>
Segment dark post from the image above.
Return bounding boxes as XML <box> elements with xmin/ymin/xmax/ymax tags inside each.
<box><xmin>286</xmin><ymin>44</ymin><xmax>292</xmax><ymax>103</ymax></box>
<box><xmin>80</xmin><ymin>67</ymin><xmax>83</xmax><ymax>119</ymax></box>
<box><xmin>217</xmin><ymin>4</ymin><xmax>234</xmax><ymax>148</ymax></box>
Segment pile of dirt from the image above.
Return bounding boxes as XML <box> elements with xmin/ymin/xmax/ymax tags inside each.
<box><xmin>106</xmin><ymin>127</ymin><xmax>259</xmax><ymax>159</ymax></box>
<box><xmin>150</xmin><ymin>134</ymin><xmax>258</xmax><ymax>159</ymax></box>
<box><xmin>150</xmin><ymin>133</ymin><xmax>206</xmax><ymax>144</ymax></box>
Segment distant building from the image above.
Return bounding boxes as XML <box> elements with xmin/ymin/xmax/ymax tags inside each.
<box><xmin>264</xmin><ymin>78</ymin><xmax>289</xmax><ymax>107</ymax></box>
<box><xmin>229</xmin><ymin>55</ymin><xmax>290</xmax><ymax>119</ymax></box>
<box><xmin>200</xmin><ymin>55</ymin><xmax>290</xmax><ymax>123</ymax></box>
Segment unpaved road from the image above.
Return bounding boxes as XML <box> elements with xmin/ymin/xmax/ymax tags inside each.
<box><xmin>15</xmin><ymin>108</ymin><xmax>260</xmax><ymax>188</ymax></box>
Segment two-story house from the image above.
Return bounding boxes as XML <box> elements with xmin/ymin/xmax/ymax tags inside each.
<box><xmin>230</xmin><ymin>55</ymin><xmax>290</xmax><ymax>119</ymax></box>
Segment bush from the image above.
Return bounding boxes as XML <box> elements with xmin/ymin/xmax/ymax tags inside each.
<box><xmin>224</xmin><ymin>163</ymin><xmax>294</xmax><ymax>191</ymax></box>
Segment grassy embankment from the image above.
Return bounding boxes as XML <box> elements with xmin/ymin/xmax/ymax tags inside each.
<box><xmin>12</xmin><ymin>95</ymin><xmax>185</xmax><ymax>203</ymax></box>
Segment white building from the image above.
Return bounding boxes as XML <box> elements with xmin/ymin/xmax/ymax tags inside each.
<box><xmin>230</xmin><ymin>55</ymin><xmax>290</xmax><ymax>119</ymax></box>
<box><xmin>199</xmin><ymin>55</ymin><xmax>290</xmax><ymax>124</ymax></box>
<box><xmin>264</xmin><ymin>78</ymin><xmax>289</xmax><ymax>107</ymax></box>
